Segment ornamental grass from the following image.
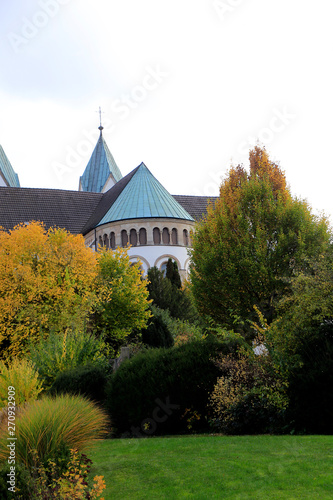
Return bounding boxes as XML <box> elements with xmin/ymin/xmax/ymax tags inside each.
<box><xmin>0</xmin><ymin>357</ymin><xmax>43</xmax><ymax>408</ymax></box>
<box><xmin>0</xmin><ymin>394</ymin><xmax>109</xmax><ymax>469</ymax></box>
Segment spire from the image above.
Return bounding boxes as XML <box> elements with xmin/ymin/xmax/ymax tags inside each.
<box><xmin>97</xmin><ymin>106</ymin><xmax>104</xmax><ymax>135</ymax></box>
<box><xmin>79</xmin><ymin>112</ymin><xmax>122</xmax><ymax>193</ymax></box>
<box><xmin>0</xmin><ymin>145</ymin><xmax>20</xmax><ymax>187</ymax></box>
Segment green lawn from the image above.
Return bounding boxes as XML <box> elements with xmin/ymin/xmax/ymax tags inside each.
<box><xmin>89</xmin><ymin>434</ymin><xmax>333</xmax><ymax>499</ymax></box>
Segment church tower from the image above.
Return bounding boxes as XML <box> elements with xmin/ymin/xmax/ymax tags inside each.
<box><xmin>78</xmin><ymin>120</ymin><xmax>122</xmax><ymax>193</ymax></box>
<box><xmin>0</xmin><ymin>145</ymin><xmax>20</xmax><ymax>188</ymax></box>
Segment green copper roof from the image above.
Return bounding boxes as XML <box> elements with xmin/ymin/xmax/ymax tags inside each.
<box><xmin>0</xmin><ymin>145</ymin><xmax>20</xmax><ymax>187</ymax></box>
<box><xmin>80</xmin><ymin>132</ymin><xmax>122</xmax><ymax>192</ymax></box>
<box><xmin>98</xmin><ymin>162</ymin><xmax>194</xmax><ymax>225</ymax></box>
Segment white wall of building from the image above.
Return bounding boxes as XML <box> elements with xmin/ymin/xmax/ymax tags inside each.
<box><xmin>127</xmin><ymin>244</ymin><xmax>191</xmax><ymax>277</ymax></box>
<box><xmin>84</xmin><ymin>217</ymin><xmax>195</xmax><ymax>279</ymax></box>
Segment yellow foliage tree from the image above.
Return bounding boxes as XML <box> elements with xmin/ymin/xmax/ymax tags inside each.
<box><xmin>0</xmin><ymin>222</ymin><xmax>98</xmax><ymax>359</ymax></box>
<box><xmin>92</xmin><ymin>247</ymin><xmax>152</xmax><ymax>356</ymax></box>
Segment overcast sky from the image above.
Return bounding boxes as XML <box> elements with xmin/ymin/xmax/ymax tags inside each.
<box><xmin>1</xmin><ymin>1</ymin><xmax>332</xmax><ymax>220</ymax></box>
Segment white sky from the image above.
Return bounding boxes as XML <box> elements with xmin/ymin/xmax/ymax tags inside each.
<box><xmin>1</xmin><ymin>0</ymin><xmax>333</xmax><ymax>220</ymax></box>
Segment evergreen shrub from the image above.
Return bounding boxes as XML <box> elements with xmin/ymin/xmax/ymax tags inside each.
<box><xmin>147</xmin><ymin>266</ymin><xmax>198</xmax><ymax>322</ymax></box>
<box><xmin>50</xmin><ymin>363</ymin><xmax>110</xmax><ymax>403</ymax></box>
<box><xmin>105</xmin><ymin>338</ymin><xmax>239</xmax><ymax>436</ymax></box>
<box><xmin>138</xmin><ymin>305</ymin><xmax>203</xmax><ymax>348</ymax></box>
<box><xmin>141</xmin><ymin>308</ymin><xmax>174</xmax><ymax>348</ymax></box>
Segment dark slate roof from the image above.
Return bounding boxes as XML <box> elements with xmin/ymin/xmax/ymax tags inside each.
<box><xmin>0</xmin><ymin>187</ymin><xmax>102</xmax><ymax>234</ymax></box>
<box><xmin>172</xmin><ymin>195</ymin><xmax>217</xmax><ymax>220</ymax></box>
<box><xmin>0</xmin><ymin>186</ymin><xmax>215</xmax><ymax>236</ymax></box>
<box><xmin>0</xmin><ymin>145</ymin><xmax>20</xmax><ymax>187</ymax></box>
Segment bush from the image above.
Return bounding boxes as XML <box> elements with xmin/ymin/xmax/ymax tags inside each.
<box><xmin>0</xmin><ymin>462</ymin><xmax>31</xmax><ymax>499</ymax></box>
<box><xmin>0</xmin><ymin>358</ymin><xmax>43</xmax><ymax>408</ymax></box>
<box><xmin>209</xmin><ymin>352</ymin><xmax>288</xmax><ymax>434</ymax></box>
<box><xmin>50</xmin><ymin>364</ymin><xmax>110</xmax><ymax>403</ymax></box>
<box><xmin>173</xmin><ymin>319</ymin><xmax>205</xmax><ymax>346</ymax></box>
<box><xmin>141</xmin><ymin>309</ymin><xmax>174</xmax><ymax>348</ymax></box>
<box><xmin>286</xmin><ymin>322</ymin><xmax>333</xmax><ymax>434</ymax></box>
<box><xmin>29</xmin><ymin>329</ymin><xmax>109</xmax><ymax>389</ymax></box>
<box><xmin>0</xmin><ymin>394</ymin><xmax>109</xmax><ymax>470</ymax></box>
<box><xmin>28</xmin><ymin>449</ymin><xmax>106</xmax><ymax>499</ymax></box>
<box><xmin>0</xmin><ymin>451</ymin><xmax>106</xmax><ymax>499</ymax></box>
<box><xmin>139</xmin><ymin>305</ymin><xmax>203</xmax><ymax>347</ymax></box>
<box><xmin>105</xmin><ymin>338</ymin><xmax>239</xmax><ymax>436</ymax></box>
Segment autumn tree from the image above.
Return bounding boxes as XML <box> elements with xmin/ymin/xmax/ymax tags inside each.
<box><xmin>92</xmin><ymin>247</ymin><xmax>152</xmax><ymax>355</ymax></box>
<box><xmin>190</xmin><ymin>146</ymin><xmax>331</xmax><ymax>336</ymax></box>
<box><xmin>0</xmin><ymin>222</ymin><xmax>97</xmax><ymax>359</ymax></box>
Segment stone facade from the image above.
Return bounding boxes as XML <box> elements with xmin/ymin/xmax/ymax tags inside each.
<box><xmin>85</xmin><ymin>217</ymin><xmax>195</xmax><ymax>278</ymax></box>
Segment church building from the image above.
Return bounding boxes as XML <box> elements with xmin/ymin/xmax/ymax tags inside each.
<box><xmin>0</xmin><ymin>124</ymin><xmax>213</xmax><ymax>279</ymax></box>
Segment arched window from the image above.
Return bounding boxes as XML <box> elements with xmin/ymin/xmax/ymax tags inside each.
<box><xmin>110</xmin><ymin>232</ymin><xmax>116</xmax><ymax>249</ymax></box>
<box><xmin>153</xmin><ymin>227</ymin><xmax>161</xmax><ymax>245</ymax></box>
<box><xmin>139</xmin><ymin>228</ymin><xmax>147</xmax><ymax>245</ymax></box>
<box><xmin>98</xmin><ymin>235</ymin><xmax>103</xmax><ymax>248</ymax></box>
<box><xmin>171</xmin><ymin>228</ymin><xmax>178</xmax><ymax>245</ymax></box>
<box><xmin>160</xmin><ymin>261</ymin><xmax>168</xmax><ymax>276</ymax></box>
<box><xmin>103</xmin><ymin>234</ymin><xmax>109</xmax><ymax>249</ymax></box>
<box><xmin>183</xmin><ymin>229</ymin><xmax>189</xmax><ymax>246</ymax></box>
<box><xmin>130</xmin><ymin>229</ymin><xmax>137</xmax><ymax>246</ymax></box>
<box><xmin>162</xmin><ymin>227</ymin><xmax>170</xmax><ymax>245</ymax></box>
<box><xmin>121</xmin><ymin>230</ymin><xmax>128</xmax><ymax>247</ymax></box>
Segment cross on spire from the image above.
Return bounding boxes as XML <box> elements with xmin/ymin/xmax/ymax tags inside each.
<box><xmin>96</xmin><ymin>106</ymin><xmax>104</xmax><ymax>134</ymax></box>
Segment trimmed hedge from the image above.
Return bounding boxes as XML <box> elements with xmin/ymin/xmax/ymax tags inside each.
<box><xmin>105</xmin><ymin>338</ymin><xmax>238</xmax><ymax>436</ymax></box>
<box><xmin>49</xmin><ymin>364</ymin><xmax>110</xmax><ymax>404</ymax></box>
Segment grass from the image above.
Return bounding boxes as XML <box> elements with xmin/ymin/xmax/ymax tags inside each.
<box><xmin>0</xmin><ymin>394</ymin><xmax>109</xmax><ymax>468</ymax></box>
<box><xmin>89</xmin><ymin>434</ymin><xmax>333</xmax><ymax>499</ymax></box>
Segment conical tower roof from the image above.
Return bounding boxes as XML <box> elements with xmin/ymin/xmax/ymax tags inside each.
<box><xmin>97</xmin><ymin>162</ymin><xmax>194</xmax><ymax>226</ymax></box>
<box><xmin>0</xmin><ymin>145</ymin><xmax>20</xmax><ymax>187</ymax></box>
<box><xmin>79</xmin><ymin>129</ymin><xmax>122</xmax><ymax>193</ymax></box>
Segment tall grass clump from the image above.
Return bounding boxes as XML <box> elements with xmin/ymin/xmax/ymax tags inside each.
<box><xmin>29</xmin><ymin>328</ymin><xmax>110</xmax><ymax>389</ymax></box>
<box><xmin>0</xmin><ymin>358</ymin><xmax>43</xmax><ymax>408</ymax></box>
<box><xmin>0</xmin><ymin>394</ymin><xmax>109</xmax><ymax>469</ymax></box>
